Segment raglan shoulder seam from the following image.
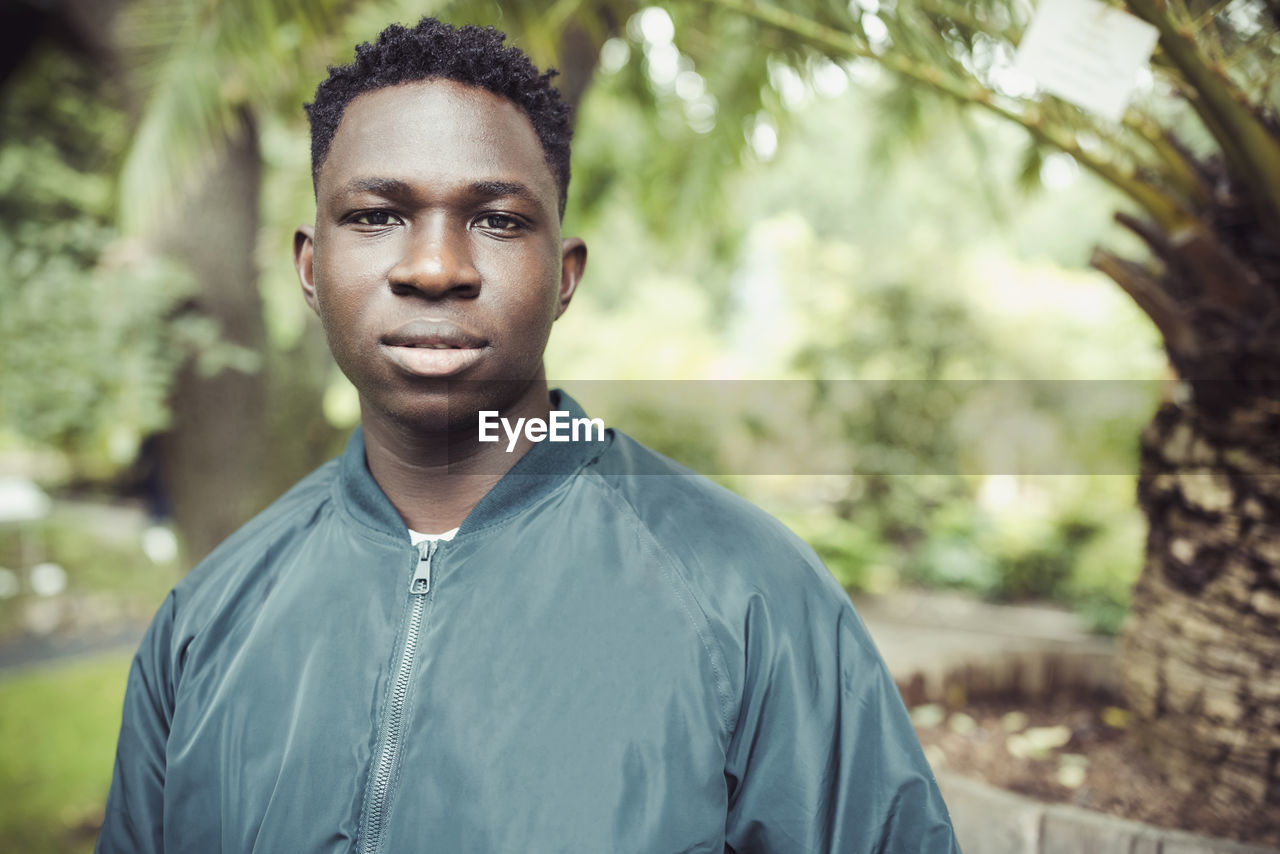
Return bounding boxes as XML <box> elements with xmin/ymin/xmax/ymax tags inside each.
<box><xmin>581</xmin><ymin>472</ymin><xmax>739</xmax><ymax>737</ymax></box>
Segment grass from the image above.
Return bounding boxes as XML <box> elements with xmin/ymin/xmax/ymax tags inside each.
<box><xmin>0</xmin><ymin>653</ymin><xmax>131</xmax><ymax>854</ymax></box>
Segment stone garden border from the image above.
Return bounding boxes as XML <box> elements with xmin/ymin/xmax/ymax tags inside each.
<box><xmin>936</xmin><ymin>770</ymin><xmax>1279</xmax><ymax>854</ymax></box>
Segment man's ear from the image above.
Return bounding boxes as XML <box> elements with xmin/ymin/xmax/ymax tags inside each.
<box><xmin>294</xmin><ymin>226</ymin><xmax>319</xmax><ymax>315</ymax></box>
<box><xmin>556</xmin><ymin>237</ymin><xmax>587</xmax><ymax>319</ymax></box>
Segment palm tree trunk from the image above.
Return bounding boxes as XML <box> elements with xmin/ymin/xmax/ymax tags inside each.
<box><xmin>1120</xmin><ymin>396</ymin><xmax>1280</xmax><ymax>815</ymax></box>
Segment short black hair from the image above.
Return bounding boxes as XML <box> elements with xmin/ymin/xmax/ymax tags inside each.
<box><xmin>305</xmin><ymin>18</ymin><xmax>573</xmax><ymax>216</ymax></box>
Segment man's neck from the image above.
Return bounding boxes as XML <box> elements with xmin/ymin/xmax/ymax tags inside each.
<box><xmin>360</xmin><ymin>384</ymin><xmax>552</xmax><ymax>534</ymax></box>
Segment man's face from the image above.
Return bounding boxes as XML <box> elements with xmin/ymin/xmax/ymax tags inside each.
<box><xmin>294</xmin><ymin>79</ymin><xmax>586</xmax><ymax>434</ymax></box>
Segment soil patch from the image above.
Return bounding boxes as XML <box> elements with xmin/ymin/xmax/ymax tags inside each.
<box><xmin>911</xmin><ymin>696</ymin><xmax>1280</xmax><ymax>846</ymax></box>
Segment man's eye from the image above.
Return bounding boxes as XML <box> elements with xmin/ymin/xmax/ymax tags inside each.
<box><xmin>474</xmin><ymin>214</ymin><xmax>523</xmax><ymax>232</ymax></box>
<box><xmin>351</xmin><ymin>211</ymin><xmax>399</xmax><ymax>226</ymax></box>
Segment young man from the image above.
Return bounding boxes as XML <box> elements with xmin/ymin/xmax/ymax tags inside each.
<box><xmin>98</xmin><ymin>18</ymin><xmax>958</xmax><ymax>853</ymax></box>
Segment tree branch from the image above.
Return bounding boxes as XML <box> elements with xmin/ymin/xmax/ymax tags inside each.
<box><xmin>706</xmin><ymin>0</ymin><xmax>1195</xmax><ymax>230</ymax></box>
<box><xmin>1091</xmin><ymin>246</ymin><xmax>1198</xmax><ymax>357</ymax></box>
<box><xmin>1124</xmin><ymin>0</ymin><xmax>1280</xmax><ymax>225</ymax></box>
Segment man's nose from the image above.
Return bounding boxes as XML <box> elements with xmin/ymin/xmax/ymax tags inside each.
<box><xmin>387</xmin><ymin>220</ymin><xmax>480</xmax><ymax>298</ymax></box>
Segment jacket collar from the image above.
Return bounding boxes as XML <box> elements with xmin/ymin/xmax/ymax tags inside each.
<box><xmin>337</xmin><ymin>389</ymin><xmax>607</xmax><ymax>540</ymax></box>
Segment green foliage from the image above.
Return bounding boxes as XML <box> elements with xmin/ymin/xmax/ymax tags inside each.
<box><xmin>0</xmin><ymin>238</ymin><xmax>194</xmax><ymax>472</ymax></box>
<box><xmin>0</xmin><ymin>654</ymin><xmax>130</xmax><ymax>854</ymax></box>
<box><xmin>0</xmin><ymin>49</ymin><xmax>123</xmax><ymax>228</ymax></box>
<box><xmin>0</xmin><ymin>47</ymin><xmax>198</xmax><ymax>475</ymax></box>
<box><xmin>561</xmin><ymin>76</ymin><xmax>1162</xmax><ymax>630</ymax></box>
<box><xmin>1059</xmin><ymin>479</ymin><xmax>1148</xmax><ymax>632</ymax></box>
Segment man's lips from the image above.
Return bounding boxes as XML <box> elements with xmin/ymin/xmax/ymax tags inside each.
<box><xmin>381</xmin><ymin>319</ymin><xmax>488</xmax><ymax>377</ymax></box>
<box><xmin>382</xmin><ymin>318</ymin><xmax>487</xmax><ymax>349</ymax></box>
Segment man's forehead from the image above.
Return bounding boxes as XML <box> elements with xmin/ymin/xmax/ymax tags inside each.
<box><xmin>319</xmin><ymin>79</ymin><xmax>557</xmax><ymax>204</ymax></box>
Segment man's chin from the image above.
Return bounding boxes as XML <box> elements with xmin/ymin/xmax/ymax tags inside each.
<box><xmin>382</xmin><ymin>379</ymin><xmax>545</xmax><ymax>436</ymax></box>
<box><xmin>390</xmin><ymin>407</ymin><xmax>466</xmax><ymax>437</ymax></box>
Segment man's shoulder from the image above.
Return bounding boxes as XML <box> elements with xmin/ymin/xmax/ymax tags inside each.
<box><xmin>174</xmin><ymin>457</ymin><xmax>340</xmax><ymax>597</ymax></box>
<box><xmin>585</xmin><ymin>429</ymin><xmax>845</xmax><ymax>603</ymax></box>
<box><xmin>587</xmin><ymin>429</ymin><xmax>783</xmax><ymax>528</ymax></box>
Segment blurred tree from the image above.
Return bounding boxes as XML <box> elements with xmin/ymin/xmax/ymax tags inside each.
<box><xmin>699</xmin><ymin>0</ymin><xmax>1280</xmax><ymax>817</ymax></box>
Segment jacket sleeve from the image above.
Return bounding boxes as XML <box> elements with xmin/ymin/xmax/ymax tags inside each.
<box><xmin>96</xmin><ymin>592</ymin><xmax>178</xmax><ymax>854</ymax></box>
<box><xmin>722</xmin><ymin>581</ymin><xmax>959</xmax><ymax>853</ymax></box>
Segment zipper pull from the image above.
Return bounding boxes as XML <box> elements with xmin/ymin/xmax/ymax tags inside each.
<box><xmin>410</xmin><ymin>540</ymin><xmax>436</xmax><ymax>595</ymax></box>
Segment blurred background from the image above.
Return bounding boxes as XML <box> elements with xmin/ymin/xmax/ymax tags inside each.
<box><xmin>2</xmin><ymin>0</ymin><xmax>1277</xmax><ymax>850</ymax></box>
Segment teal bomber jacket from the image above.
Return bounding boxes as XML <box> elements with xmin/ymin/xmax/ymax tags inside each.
<box><xmin>98</xmin><ymin>392</ymin><xmax>959</xmax><ymax>853</ymax></box>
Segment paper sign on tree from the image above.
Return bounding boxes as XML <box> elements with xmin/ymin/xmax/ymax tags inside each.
<box><xmin>1014</xmin><ymin>0</ymin><xmax>1160</xmax><ymax>123</ymax></box>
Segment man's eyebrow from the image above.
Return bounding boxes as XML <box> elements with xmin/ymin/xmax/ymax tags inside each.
<box><xmin>342</xmin><ymin>177</ymin><xmax>414</xmax><ymax>197</ymax></box>
<box><xmin>469</xmin><ymin>180</ymin><xmax>542</xmax><ymax>206</ymax></box>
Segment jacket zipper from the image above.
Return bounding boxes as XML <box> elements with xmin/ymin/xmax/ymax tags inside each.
<box><xmin>359</xmin><ymin>539</ymin><xmax>436</xmax><ymax>854</ymax></box>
